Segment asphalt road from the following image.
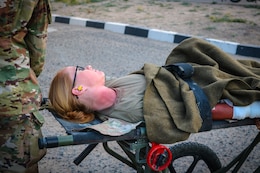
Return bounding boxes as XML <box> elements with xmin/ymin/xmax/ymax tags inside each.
<box><xmin>38</xmin><ymin>22</ymin><xmax>259</xmax><ymax>173</ymax></box>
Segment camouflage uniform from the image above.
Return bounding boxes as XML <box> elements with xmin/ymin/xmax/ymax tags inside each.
<box><xmin>0</xmin><ymin>0</ymin><xmax>51</xmax><ymax>172</ymax></box>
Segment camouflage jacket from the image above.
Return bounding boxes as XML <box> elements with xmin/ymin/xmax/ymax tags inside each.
<box><xmin>0</xmin><ymin>0</ymin><xmax>51</xmax><ymax>116</ymax></box>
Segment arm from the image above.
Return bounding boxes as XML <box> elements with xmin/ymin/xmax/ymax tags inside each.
<box><xmin>25</xmin><ymin>0</ymin><xmax>51</xmax><ymax>77</ymax></box>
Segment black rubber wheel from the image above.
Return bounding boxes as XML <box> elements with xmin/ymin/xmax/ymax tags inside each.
<box><xmin>230</xmin><ymin>0</ymin><xmax>241</xmax><ymax>2</ymax></box>
<box><xmin>168</xmin><ymin>142</ymin><xmax>222</xmax><ymax>173</ymax></box>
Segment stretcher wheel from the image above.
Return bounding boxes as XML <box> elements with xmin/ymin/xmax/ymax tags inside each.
<box><xmin>147</xmin><ymin>143</ymin><xmax>172</xmax><ymax>171</ymax></box>
<box><xmin>168</xmin><ymin>142</ymin><xmax>222</xmax><ymax>173</ymax></box>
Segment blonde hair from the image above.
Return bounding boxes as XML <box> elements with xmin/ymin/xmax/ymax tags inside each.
<box><xmin>48</xmin><ymin>69</ymin><xmax>95</xmax><ymax>123</ymax></box>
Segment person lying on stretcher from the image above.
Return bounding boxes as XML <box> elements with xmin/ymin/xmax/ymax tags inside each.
<box><xmin>48</xmin><ymin>38</ymin><xmax>260</xmax><ymax>144</ymax></box>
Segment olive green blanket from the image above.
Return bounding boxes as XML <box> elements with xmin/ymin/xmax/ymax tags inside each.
<box><xmin>135</xmin><ymin>38</ymin><xmax>260</xmax><ymax>144</ymax></box>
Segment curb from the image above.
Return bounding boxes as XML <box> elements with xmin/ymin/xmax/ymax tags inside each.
<box><xmin>52</xmin><ymin>14</ymin><xmax>260</xmax><ymax>59</ymax></box>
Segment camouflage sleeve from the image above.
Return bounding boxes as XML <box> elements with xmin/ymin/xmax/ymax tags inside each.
<box><xmin>25</xmin><ymin>0</ymin><xmax>52</xmax><ymax>77</ymax></box>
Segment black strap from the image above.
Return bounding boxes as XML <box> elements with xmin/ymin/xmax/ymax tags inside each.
<box><xmin>163</xmin><ymin>63</ymin><xmax>212</xmax><ymax>131</ymax></box>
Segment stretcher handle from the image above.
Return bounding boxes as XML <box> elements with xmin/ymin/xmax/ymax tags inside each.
<box><xmin>211</xmin><ymin>119</ymin><xmax>256</xmax><ymax>130</ymax></box>
<box><xmin>38</xmin><ymin>127</ymin><xmax>147</xmax><ymax>149</ymax></box>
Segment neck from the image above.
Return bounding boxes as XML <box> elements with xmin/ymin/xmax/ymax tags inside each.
<box><xmin>91</xmin><ymin>87</ymin><xmax>117</xmax><ymax>111</ymax></box>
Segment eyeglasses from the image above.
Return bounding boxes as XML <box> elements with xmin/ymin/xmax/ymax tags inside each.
<box><xmin>72</xmin><ymin>66</ymin><xmax>85</xmax><ymax>89</ymax></box>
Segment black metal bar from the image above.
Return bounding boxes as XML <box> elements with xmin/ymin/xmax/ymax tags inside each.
<box><xmin>117</xmin><ymin>141</ymin><xmax>147</xmax><ymax>173</ymax></box>
<box><xmin>103</xmin><ymin>142</ymin><xmax>137</xmax><ymax>170</ymax></box>
<box><xmin>73</xmin><ymin>143</ymin><xmax>98</xmax><ymax>165</ymax></box>
<box><xmin>232</xmin><ymin>132</ymin><xmax>260</xmax><ymax>172</ymax></box>
<box><xmin>212</xmin><ymin>119</ymin><xmax>255</xmax><ymax>130</ymax></box>
<box><xmin>253</xmin><ymin>165</ymin><xmax>260</xmax><ymax>173</ymax></box>
<box><xmin>214</xmin><ymin>132</ymin><xmax>260</xmax><ymax>173</ymax></box>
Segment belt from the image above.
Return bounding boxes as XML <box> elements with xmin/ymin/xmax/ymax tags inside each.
<box><xmin>163</xmin><ymin>63</ymin><xmax>212</xmax><ymax>131</ymax></box>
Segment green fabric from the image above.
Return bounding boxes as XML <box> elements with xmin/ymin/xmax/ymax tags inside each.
<box><xmin>134</xmin><ymin>37</ymin><xmax>260</xmax><ymax>144</ymax></box>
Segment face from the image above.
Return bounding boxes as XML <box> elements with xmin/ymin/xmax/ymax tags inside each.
<box><xmin>65</xmin><ymin>65</ymin><xmax>105</xmax><ymax>88</ymax></box>
<box><xmin>63</xmin><ymin>65</ymin><xmax>112</xmax><ymax>111</ymax></box>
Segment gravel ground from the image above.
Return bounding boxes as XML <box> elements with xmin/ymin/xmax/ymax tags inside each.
<box><xmin>38</xmin><ymin>22</ymin><xmax>259</xmax><ymax>173</ymax></box>
<box><xmin>51</xmin><ymin>0</ymin><xmax>260</xmax><ymax>46</ymax></box>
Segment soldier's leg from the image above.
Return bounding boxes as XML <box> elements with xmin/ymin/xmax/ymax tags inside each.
<box><xmin>0</xmin><ymin>113</ymin><xmax>46</xmax><ymax>173</ymax></box>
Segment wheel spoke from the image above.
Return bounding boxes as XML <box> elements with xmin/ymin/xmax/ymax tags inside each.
<box><xmin>168</xmin><ymin>164</ymin><xmax>177</xmax><ymax>173</ymax></box>
<box><xmin>186</xmin><ymin>155</ymin><xmax>201</xmax><ymax>173</ymax></box>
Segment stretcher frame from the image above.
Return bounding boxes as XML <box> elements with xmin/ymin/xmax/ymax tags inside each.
<box><xmin>39</xmin><ymin>99</ymin><xmax>260</xmax><ymax>173</ymax></box>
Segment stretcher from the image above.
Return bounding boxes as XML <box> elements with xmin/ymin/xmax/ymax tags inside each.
<box><xmin>39</xmin><ymin>98</ymin><xmax>260</xmax><ymax>173</ymax></box>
